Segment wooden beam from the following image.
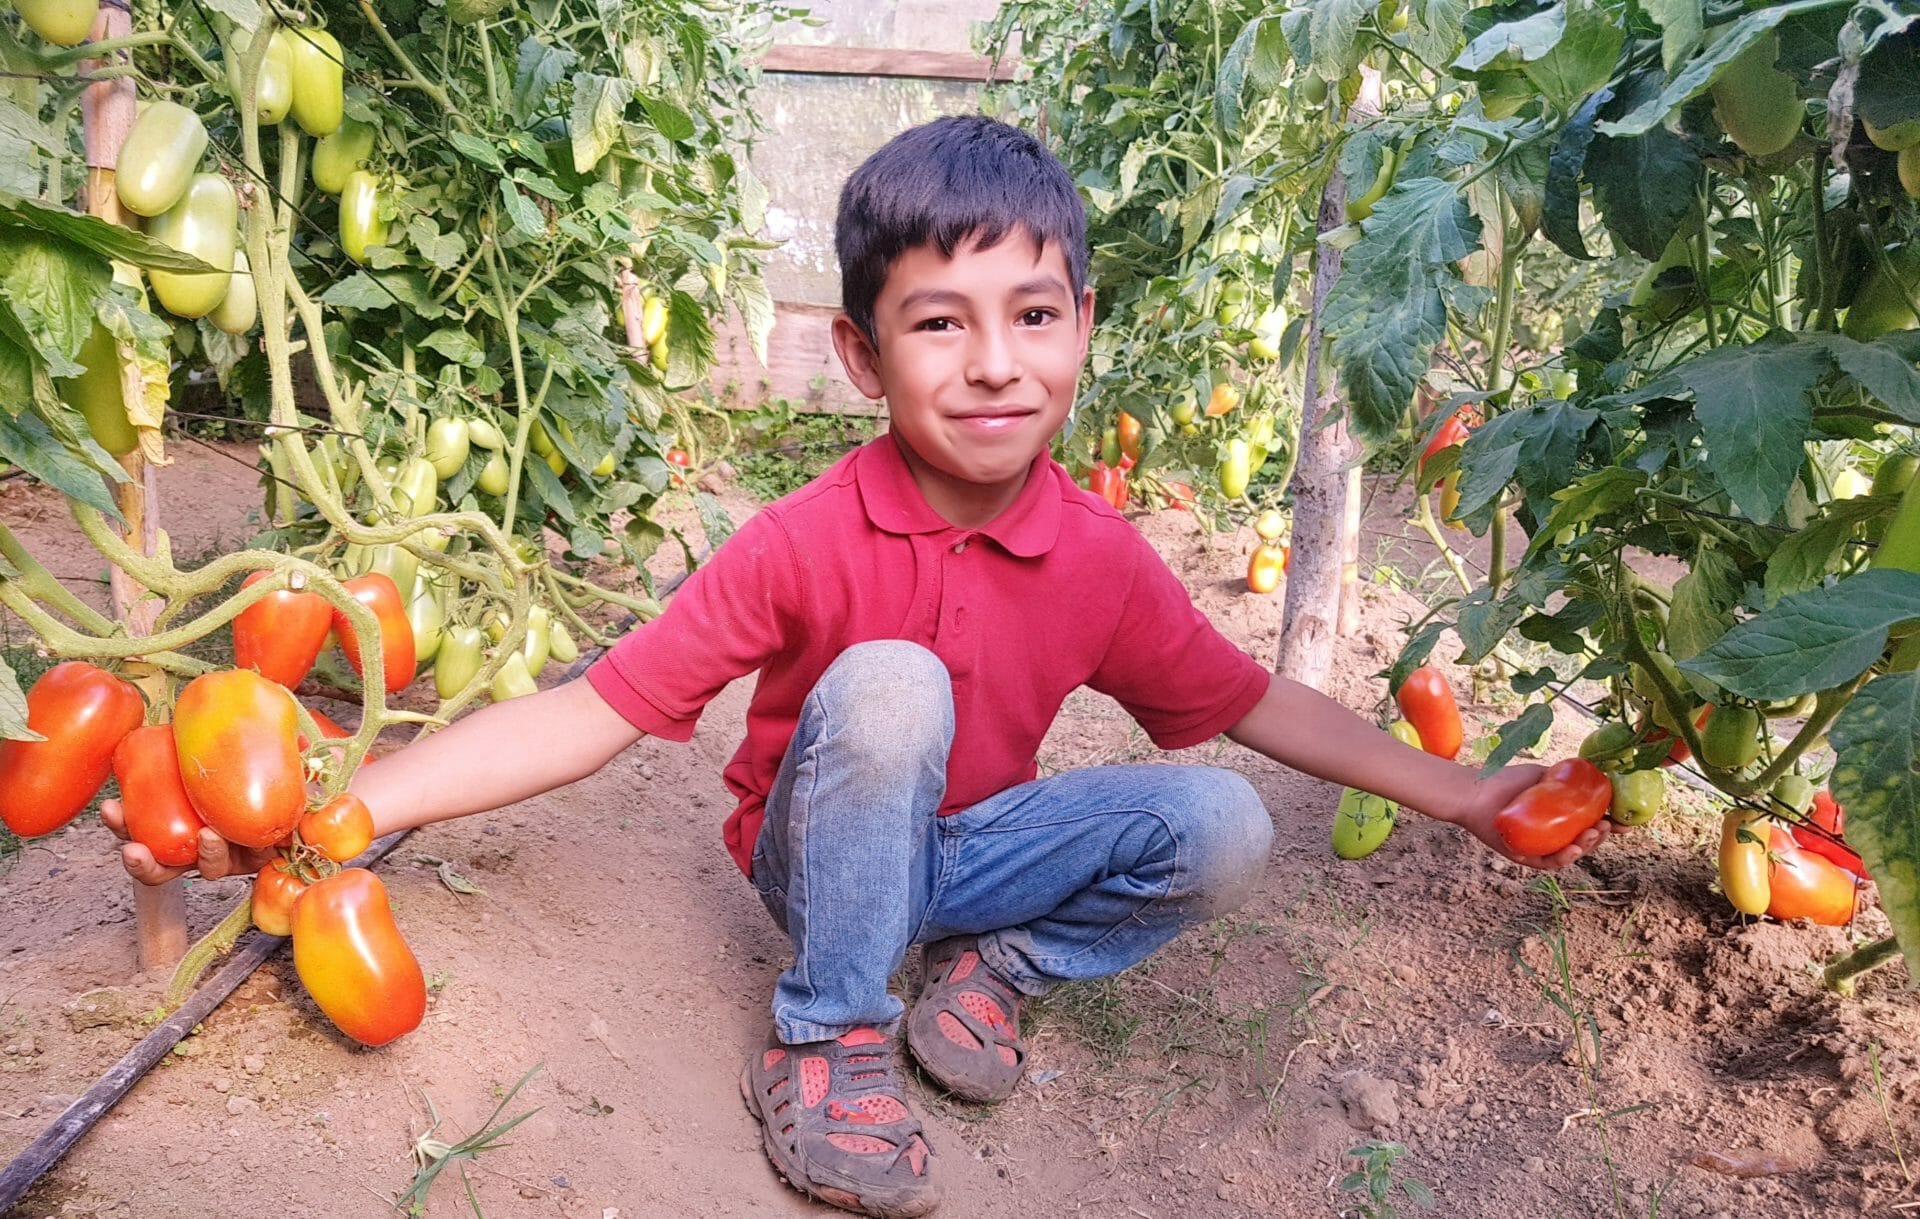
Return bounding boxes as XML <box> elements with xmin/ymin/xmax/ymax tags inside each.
<box><xmin>757</xmin><ymin>43</ymin><xmax>1002</xmax><ymax>83</ymax></box>
<box><xmin>709</xmin><ymin>300</ymin><xmax>885</xmax><ymax>417</ymax></box>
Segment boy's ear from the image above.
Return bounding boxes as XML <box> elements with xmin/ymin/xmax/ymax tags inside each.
<box><xmin>831</xmin><ymin>313</ymin><xmax>886</xmax><ymax>401</ymax></box>
<box><xmin>1076</xmin><ymin>285</ymin><xmax>1095</xmax><ymax>353</ymax></box>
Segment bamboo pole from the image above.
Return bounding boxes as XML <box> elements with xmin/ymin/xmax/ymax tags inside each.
<box><xmin>82</xmin><ymin>0</ymin><xmax>188</xmax><ymax>971</ymax></box>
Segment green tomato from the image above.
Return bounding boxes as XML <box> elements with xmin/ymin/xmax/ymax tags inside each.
<box><xmin>116</xmin><ymin>101</ymin><xmax>209</xmax><ymax>218</ymax></box>
<box><xmin>147</xmin><ymin>174</ymin><xmax>237</xmax><ymax>320</ymax></box>
<box><xmin>1579</xmin><ymin>722</ymin><xmax>1639</xmax><ymax>772</ymax></box>
<box><xmin>466</xmin><ymin>417</ymin><xmax>506</xmax><ymax>451</ymax></box>
<box><xmin>1332</xmin><ymin>787</ymin><xmax>1398</xmax><ymax>859</ymax></box>
<box><xmin>476</xmin><ymin>451</ymin><xmax>510</xmax><ymax>496</ymax></box>
<box><xmin>546</xmin><ymin>620</ymin><xmax>580</xmax><ymax>665</ymax></box>
<box><xmin>311</xmin><ymin>119</ymin><xmax>376</xmax><ymax>196</ymax></box>
<box><xmin>339</xmin><ymin>170</ymin><xmax>388</xmax><ymax>266</ymax></box>
<box><xmin>433</xmin><ymin>624</ymin><xmax>485</xmax><ymax>700</ymax></box>
<box><xmin>1769</xmin><ymin>774</ymin><xmax>1816</xmax><ymax>818</ymax></box>
<box><xmin>209</xmin><ymin>250</ymin><xmax>258</xmax><ymax>336</ymax></box>
<box><xmin>1608</xmin><ymin>771</ymin><xmax>1665</xmax><ymax>826</ymax></box>
<box><xmin>406</xmin><ymin>575</ymin><xmax>444</xmax><ymax>664</ymax></box>
<box><xmin>287</xmin><ymin>27</ymin><xmax>344</xmax><ymax>137</ymax></box>
<box><xmin>1220</xmin><ymin>439</ymin><xmax>1251</xmax><ymax>500</ymax></box>
<box><xmin>425</xmin><ymin>416</ymin><xmax>471</xmax><ymax>480</ymax></box>
<box><xmin>490</xmin><ymin>649</ymin><xmax>538</xmax><ymax>702</ymax></box>
<box><xmin>17</xmin><ymin>0</ymin><xmax>99</xmax><ymax>45</ymax></box>
<box><xmin>1700</xmin><ymin>705</ymin><xmax>1764</xmax><ymax>770</ymax></box>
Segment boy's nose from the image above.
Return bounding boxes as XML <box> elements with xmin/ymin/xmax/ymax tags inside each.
<box><xmin>964</xmin><ymin>328</ymin><xmax>1022</xmax><ymax>388</ymax></box>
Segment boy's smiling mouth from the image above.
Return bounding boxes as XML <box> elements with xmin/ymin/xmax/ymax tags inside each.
<box><xmin>951</xmin><ymin>405</ymin><xmax>1039</xmax><ymax>431</ymax></box>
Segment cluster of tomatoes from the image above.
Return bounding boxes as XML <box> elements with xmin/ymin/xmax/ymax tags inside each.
<box><xmin>0</xmin><ymin>582</ymin><xmax>432</xmax><ymax>1047</ymax></box>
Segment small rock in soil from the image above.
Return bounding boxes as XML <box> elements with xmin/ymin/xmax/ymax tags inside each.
<box><xmin>226</xmin><ymin>1095</ymin><xmax>258</xmax><ymax>1116</ymax></box>
<box><xmin>1333</xmin><ymin>1071</ymin><xmax>1401</xmax><ymax>1131</ymax></box>
<box><xmin>64</xmin><ymin>987</ymin><xmax>133</xmax><ymax>1031</ymax></box>
<box><xmin>242</xmin><ymin>1054</ymin><xmax>266</xmax><ymax>1075</ymax></box>
<box><xmin>211</xmin><ymin>1077</ymin><xmax>232</xmax><ymax>1094</ymax></box>
<box><xmin>1524</xmin><ymin>1156</ymin><xmax>1546</xmax><ymax>1175</ymax></box>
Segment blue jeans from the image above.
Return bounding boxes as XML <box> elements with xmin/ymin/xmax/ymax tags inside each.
<box><xmin>750</xmin><ymin>640</ymin><xmax>1273</xmax><ymax>1045</ymax></box>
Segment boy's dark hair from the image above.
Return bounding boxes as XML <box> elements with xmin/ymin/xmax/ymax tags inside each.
<box><xmin>835</xmin><ymin>114</ymin><xmax>1089</xmax><ymax>343</ymax></box>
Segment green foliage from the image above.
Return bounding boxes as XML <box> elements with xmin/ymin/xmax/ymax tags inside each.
<box><xmin>1339</xmin><ymin>1140</ymin><xmax>1437</xmax><ymax>1218</ymax></box>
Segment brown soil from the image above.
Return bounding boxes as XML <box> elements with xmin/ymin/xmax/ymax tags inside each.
<box><xmin>3</xmin><ymin>443</ymin><xmax>1916</xmax><ymax>1219</ymax></box>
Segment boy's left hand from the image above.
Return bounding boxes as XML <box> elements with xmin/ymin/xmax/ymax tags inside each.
<box><xmin>1449</xmin><ymin>763</ymin><xmax>1616</xmax><ymax>871</ymax></box>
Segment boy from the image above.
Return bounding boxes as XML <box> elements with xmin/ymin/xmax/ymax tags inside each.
<box><xmin>112</xmin><ymin>116</ymin><xmax>1612</xmax><ymax>1218</ymax></box>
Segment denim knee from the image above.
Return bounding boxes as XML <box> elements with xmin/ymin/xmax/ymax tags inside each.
<box><xmin>809</xmin><ymin>640</ymin><xmax>954</xmax><ymax>764</ymax></box>
<box><xmin>1168</xmin><ymin>770</ymin><xmax>1272</xmax><ymax>918</ymax></box>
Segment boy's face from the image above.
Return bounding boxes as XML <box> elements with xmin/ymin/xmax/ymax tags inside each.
<box><xmin>833</xmin><ymin>231</ymin><xmax>1093</xmax><ymax>526</ymax></box>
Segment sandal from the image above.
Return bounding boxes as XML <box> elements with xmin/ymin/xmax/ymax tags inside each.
<box><xmin>739</xmin><ymin>1027</ymin><xmax>940</xmax><ymax>1218</ymax></box>
<box><xmin>905</xmin><ymin>936</ymin><xmax>1028</xmax><ymax>1103</ymax></box>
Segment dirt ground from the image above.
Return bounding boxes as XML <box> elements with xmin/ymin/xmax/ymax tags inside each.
<box><xmin>3</xmin><ymin>439</ymin><xmax>1917</xmax><ymax>1219</ymax></box>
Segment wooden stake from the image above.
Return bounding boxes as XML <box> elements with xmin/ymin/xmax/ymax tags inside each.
<box><xmin>83</xmin><ymin>1</ymin><xmax>188</xmax><ymax>971</ymax></box>
<box><xmin>1276</xmin><ymin>69</ymin><xmax>1382</xmax><ymax>689</ymax></box>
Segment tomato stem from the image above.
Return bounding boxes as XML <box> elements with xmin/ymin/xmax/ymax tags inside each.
<box><xmin>163</xmin><ymin>898</ymin><xmax>256</xmax><ymax>1012</ymax></box>
<box><xmin>1824</xmin><ymin>935</ymin><xmax>1904</xmax><ymax>997</ymax></box>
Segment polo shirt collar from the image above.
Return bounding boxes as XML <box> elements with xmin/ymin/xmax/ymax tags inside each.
<box><xmin>857</xmin><ymin>433</ymin><xmax>1061</xmax><ymax>558</ymax></box>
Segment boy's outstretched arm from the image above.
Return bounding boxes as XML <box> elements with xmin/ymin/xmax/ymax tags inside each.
<box><xmin>107</xmin><ymin>676</ymin><xmax>645</xmax><ymax>884</ymax></box>
<box><xmin>1225</xmin><ymin>673</ymin><xmax>1612</xmax><ymax>870</ymax></box>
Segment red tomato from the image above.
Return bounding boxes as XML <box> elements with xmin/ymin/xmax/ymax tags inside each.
<box><xmin>1791</xmin><ymin>790</ymin><xmax>1863</xmax><ymax>874</ymax></box>
<box><xmin>0</xmin><ymin>662</ymin><xmax>145</xmax><ymax>837</ymax></box>
<box><xmin>1493</xmin><ymin>758</ymin><xmax>1612</xmax><ymax>856</ymax></box>
<box><xmin>111</xmin><ymin>724</ymin><xmax>207</xmax><ymax>868</ymax></box>
<box><xmin>232</xmin><ymin>570</ymin><xmax>334</xmax><ymax>688</ymax></box>
<box><xmin>334</xmin><ymin>573</ymin><xmax>416</xmax><ymax>695</ymax></box>
<box><xmin>1247</xmin><ymin>544</ymin><xmax>1286</xmax><ymax>594</ymax></box>
<box><xmin>1418</xmin><ymin>410</ymin><xmax>1471</xmax><ymax>472</ymax></box>
<box><xmin>666</xmin><ymin>447</ymin><xmax>692</xmax><ymax>486</ymax></box>
<box><xmin>1765</xmin><ymin>824</ymin><xmax>1857</xmax><ymax>926</ymax></box>
<box><xmin>172</xmin><ymin>669</ymin><xmax>305</xmax><ymax>848</ymax></box>
<box><xmin>292</xmin><ymin>868</ymin><xmax>427</xmax><ymax>1046</ymax></box>
<box><xmin>1117</xmin><ymin>411</ymin><xmax>1143</xmax><ymax>462</ymax></box>
<box><xmin>1163</xmin><ymin>480</ymin><xmax>1195</xmax><ymax>511</ymax></box>
<box><xmin>252</xmin><ymin>861</ymin><xmax>307</xmax><ymax>937</ymax></box>
<box><xmin>1393</xmin><ymin>666</ymin><xmax>1463</xmax><ymax>760</ymax></box>
<box><xmin>297</xmin><ymin>792</ymin><xmax>374</xmax><ymax>863</ymax></box>
<box><xmin>1088</xmin><ymin>462</ymin><xmax>1128</xmax><ymax>510</ymax></box>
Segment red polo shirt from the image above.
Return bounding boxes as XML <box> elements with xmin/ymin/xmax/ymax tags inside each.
<box><xmin>587</xmin><ymin>435</ymin><xmax>1272</xmax><ymax>875</ymax></box>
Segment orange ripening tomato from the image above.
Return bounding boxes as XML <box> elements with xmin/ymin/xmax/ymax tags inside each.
<box><xmin>1791</xmin><ymin>790</ymin><xmax>1862</xmax><ymax>874</ymax></box>
<box><xmin>334</xmin><ymin>573</ymin><xmax>416</xmax><ymax>694</ymax></box>
<box><xmin>1765</xmin><ymin>824</ymin><xmax>1856</xmax><ymax>926</ymax></box>
<box><xmin>298</xmin><ymin>792</ymin><xmax>374</xmax><ymax>863</ymax></box>
<box><xmin>172</xmin><ymin>669</ymin><xmax>306</xmax><ymax>848</ymax></box>
<box><xmin>1393</xmin><ymin>666</ymin><xmax>1462</xmax><ymax>760</ymax></box>
<box><xmin>1719</xmin><ymin>810</ymin><xmax>1772</xmax><ymax>916</ymax></box>
<box><xmin>1205</xmin><ymin>383</ymin><xmax>1241</xmax><ymax>417</ymax></box>
<box><xmin>252</xmin><ymin>861</ymin><xmax>307</xmax><ymax>937</ymax></box>
<box><xmin>112</xmin><ymin>724</ymin><xmax>207</xmax><ymax>868</ymax></box>
<box><xmin>1493</xmin><ymin>758</ymin><xmax>1612</xmax><ymax>856</ymax></box>
<box><xmin>1419</xmin><ymin>410</ymin><xmax>1470</xmax><ymax>472</ymax></box>
<box><xmin>233</xmin><ymin>571</ymin><xmax>334</xmax><ymax>688</ymax></box>
<box><xmin>1163</xmin><ymin>480</ymin><xmax>1195</xmax><ymax>511</ymax></box>
<box><xmin>1247</xmin><ymin>544</ymin><xmax>1286</xmax><ymax>594</ymax></box>
<box><xmin>1116</xmin><ymin>411</ymin><xmax>1143</xmax><ymax>461</ymax></box>
<box><xmin>292</xmin><ymin>867</ymin><xmax>427</xmax><ymax>1046</ymax></box>
<box><xmin>0</xmin><ymin>662</ymin><xmax>145</xmax><ymax>837</ymax></box>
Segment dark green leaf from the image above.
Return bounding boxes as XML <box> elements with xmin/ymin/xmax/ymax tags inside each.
<box><xmin>1676</xmin><ymin>338</ymin><xmax>1826</xmax><ymax>523</ymax></box>
<box><xmin>1587</xmin><ymin>118</ymin><xmax>1701</xmax><ymax>262</ymax></box>
<box><xmin>0</xmin><ymin>197</ymin><xmax>218</xmax><ymax>273</ymax></box>
<box><xmin>1763</xmin><ymin>496</ymin><xmax>1882</xmax><ymax>606</ymax></box>
<box><xmin>1481</xmin><ymin>701</ymin><xmax>1555</xmax><ymax>774</ymax></box>
<box><xmin>0</xmin><ymin>405</ymin><xmax>122</xmax><ymax>516</ymax></box>
<box><xmin>1526</xmin><ymin>464</ymin><xmax>1645</xmax><ymax>557</ymax></box>
<box><xmin>695</xmin><ymin>491</ymin><xmax>735</xmax><ymax>549</ymax></box>
<box><xmin>525</xmin><ymin>449</ymin><xmax>576</xmax><ymax>523</ymax></box>
<box><xmin>1828</xmin><ymin>672</ymin><xmax>1920</xmax><ymax>980</ymax></box>
<box><xmin>319</xmin><ymin>272</ymin><xmax>395</xmax><ymax>310</ymax></box>
<box><xmin>1323</xmin><ymin>177</ymin><xmax>1482</xmax><ymax>443</ymax></box>
<box><xmin>1390</xmin><ymin>620</ymin><xmax>1449</xmax><ymax>692</ymax></box>
<box><xmin>501</xmin><ymin>181</ymin><xmax>546</xmax><ymax>237</ymax></box>
<box><xmin>1804</xmin><ymin>333</ymin><xmax>1920</xmax><ymax>423</ymax></box>
<box><xmin>1681</xmin><ymin>568</ymin><xmax>1920</xmax><ymax>699</ymax></box>
<box><xmin>419</xmin><ymin>328</ymin><xmax>485</xmax><ymax>367</ymax></box>
<box><xmin>1457</xmin><ymin>585</ymin><xmax>1529</xmax><ymax>662</ymax></box>
<box><xmin>1855</xmin><ymin>28</ymin><xmax>1920</xmax><ymax>130</ymax></box>
<box><xmin>640</xmin><ymin>95</ymin><xmax>696</xmax><ymax>143</ymax></box>
<box><xmin>512</xmin><ymin>37</ymin><xmax>579</xmax><ymax>122</ymax></box>
<box><xmin>0</xmin><ymin>234</ymin><xmax>109</xmax><ymax>376</ymax></box>
<box><xmin>1543</xmin><ymin>88</ymin><xmax>1608</xmax><ymax>260</ymax></box>
<box><xmin>406</xmin><ymin>218</ymin><xmax>466</xmax><ymax>273</ymax></box>
<box><xmin>1456</xmin><ymin>401</ymin><xmax>1597</xmax><ymax>520</ymax></box>
<box><xmin>1309</xmin><ymin>0</ymin><xmax>1373</xmax><ymax>81</ymax></box>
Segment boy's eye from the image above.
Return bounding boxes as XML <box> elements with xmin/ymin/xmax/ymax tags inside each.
<box><xmin>915</xmin><ymin>317</ymin><xmax>957</xmax><ymax>332</ymax></box>
<box><xmin>1019</xmin><ymin>309</ymin><xmax>1056</xmax><ymax>326</ymax></box>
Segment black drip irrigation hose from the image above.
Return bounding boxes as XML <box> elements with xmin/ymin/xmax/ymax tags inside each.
<box><xmin>0</xmin><ymin>561</ymin><xmax>699</xmax><ymax>1211</ymax></box>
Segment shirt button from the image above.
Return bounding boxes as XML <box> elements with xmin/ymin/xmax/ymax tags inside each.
<box><xmin>952</xmin><ymin>540</ymin><xmax>968</xmax><ymax>554</ymax></box>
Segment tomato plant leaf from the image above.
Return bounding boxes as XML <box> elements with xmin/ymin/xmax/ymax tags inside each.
<box><xmin>1456</xmin><ymin>400</ymin><xmax>1597</xmax><ymax>523</ymax></box>
<box><xmin>733</xmin><ymin>272</ymin><xmax>774</xmax><ymax>368</ymax></box>
<box><xmin>0</xmin><ymin>331</ymin><xmax>29</xmax><ymax>408</ymax></box>
<box><xmin>0</xmin><ymin>405</ymin><xmax>123</xmax><ymax>517</ymax></box>
<box><xmin>1676</xmin><ymin>338</ymin><xmax>1826</xmax><ymax>523</ymax></box>
<box><xmin>1586</xmin><ymin>101</ymin><xmax>1702</xmax><ymax>261</ymax></box>
<box><xmin>695</xmin><ymin>491</ymin><xmax>736</xmax><ymax>549</ymax></box>
<box><xmin>1804</xmin><ymin>332</ymin><xmax>1920</xmax><ymax>424</ymax></box>
<box><xmin>196</xmin><ymin>0</ymin><xmax>259</xmax><ymax>31</ymax></box>
<box><xmin>1762</xmin><ymin>495</ymin><xmax>1882</xmax><ymax>606</ymax></box>
<box><xmin>570</xmin><ymin>73</ymin><xmax>637</xmax><ymax>173</ymax></box>
<box><xmin>1642</xmin><ymin>0</ymin><xmax>1704</xmax><ymax>74</ymax></box>
<box><xmin>1594</xmin><ymin>7</ymin><xmax>1787</xmax><ymax>136</ymax></box>
<box><xmin>318</xmin><ymin>272</ymin><xmax>394</xmax><ymax>311</ymax></box>
<box><xmin>447</xmin><ymin>133</ymin><xmax>506</xmax><ymax>173</ymax></box>
<box><xmin>1308</xmin><ymin>0</ymin><xmax>1371</xmax><ymax>81</ymax></box>
<box><xmin>1388</xmin><ymin>619</ymin><xmax>1449</xmax><ymax>692</ymax></box>
<box><xmin>1850</xmin><ymin>25</ymin><xmax>1920</xmax><ymax>130</ymax></box>
<box><xmin>640</xmin><ymin>95</ymin><xmax>696</xmax><ymax>143</ymax></box>
<box><xmin>1828</xmin><ymin>672</ymin><xmax>1920</xmax><ymax>983</ymax></box>
<box><xmin>511</xmin><ymin>36</ymin><xmax>579</xmax><ymax>122</ymax></box>
<box><xmin>1481</xmin><ymin>700</ymin><xmax>1554</xmax><ymax>774</ymax></box>
<box><xmin>1410</xmin><ymin>0</ymin><xmax>1469</xmax><ymax>67</ymax></box>
<box><xmin>1525</xmin><ymin>465</ymin><xmax>1645</xmax><ymax>558</ymax></box>
<box><xmin>405</xmin><ymin>218</ymin><xmax>466</xmax><ymax>273</ymax></box>
<box><xmin>1681</xmin><ymin>568</ymin><xmax>1920</xmax><ymax>699</ymax></box>
<box><xmin>1454</xmin><ymin>5</ymin><xmax>1565</xmax><ymax>72</ymax></box>
<box><xmin>1323</xmin><ymin>177</ymin><xmax>1482</xmax><ymax>443</ymax></box>
<box><xmin>0</xmin><ymin>233</ymin><xmax>109</xmax><ymax>376</ymax></box>
<box><xmin>1543</xmin><ymin>87</ymin><xmax>1608</xmax><ymax>260</ymax></box>
<box><xmin>1519</xmin><ymin>0</ymin><xmax>1625</xmax><ymax>109</ymax></box>
<box><xmin>1666</xmin><ymin>545</ymin><xmax>1738</xmax><ymax>663</ymax></box>
<box><xmin>419</xmin><ymin>329</ymin><xmax>485</xmax><ymax>368</ymax></box>
<box><xmin>500</xmin><ymin>181</ymin><xmax>545</xmax><ymax>237</ymax></box>
<box><xmin>1456</xmin><ymin>584</ymin><xmax>1530</xmax><ymax>663</ymax></box>
<box><xmin>0</xmin><ymin>197</ymin><xmax>215</xmax><ymax>274</ymax></box>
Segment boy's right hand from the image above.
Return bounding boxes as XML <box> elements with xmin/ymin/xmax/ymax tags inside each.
<box><xmin>99</xmin><ymin>797</ymin><xmax>279</xmax><ymax>885</ymax></box>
